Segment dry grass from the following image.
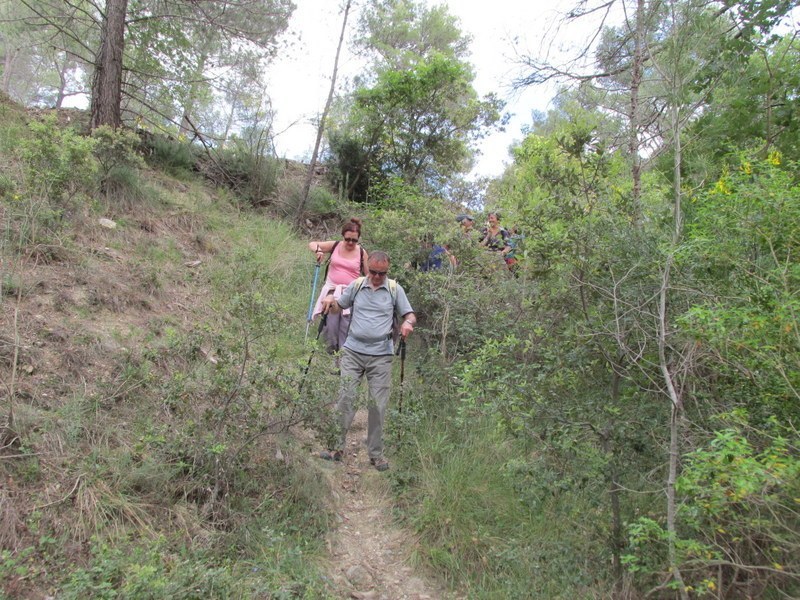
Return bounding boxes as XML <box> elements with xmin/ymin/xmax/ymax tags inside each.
<box><xmin>0</xmin><ymin>488</ymin><xmax>23</xmax><ymax>550</ymax></box>
<box><xmin>71</xmin><ymin>476</ymin><xmax>156</xmax><ymax>542</ymax></box>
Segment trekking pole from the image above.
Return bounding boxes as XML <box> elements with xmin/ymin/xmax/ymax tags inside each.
<box><xmin>299</xmin><ymin>313</ymin><xmax>327</xmax><ymax>393</ymax></box>
<box><xmin>304</xmin><ymin>262</ymin><xmax>321</xmax><ymax>344</ymax></box>
<box><xmin>395</xmin><ymin>337</ymin><xmax>406</xmax><ymax>413</ymax></box>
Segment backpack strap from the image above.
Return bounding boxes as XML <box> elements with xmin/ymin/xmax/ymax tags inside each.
<box><xmin>351</xmin><ymin>276</ymin><xmax>396</xmax><ymax>306</ymax></box>
<box><xmin>349</xmin><ymin>277</ymin><xmax>400</xmax><ymax>341</ymax></box>
<box><xmin>325</xmin><ymin>241</ymin><xmax>367</xmax><ymax>279</ymax></box>
<box><xmin>354</xmin><ymin>276</ymin><xmax>366</xmax><ymax>294</ymax></box>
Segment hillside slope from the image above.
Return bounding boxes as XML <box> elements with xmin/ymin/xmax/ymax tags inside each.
<box><xmin>0</xmin><ymin>101</ymin><xmax>456</xmax><ymax>598</ymax></box>
<box><xmin>1</xmin><ymin>105</ymin><xmax>329</xmax><ymax>596</ymax></box>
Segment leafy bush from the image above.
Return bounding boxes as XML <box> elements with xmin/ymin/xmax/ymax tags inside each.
<box><xmin>326</xmin><ymin>128</ymin><xmax>383</xmax><ymax>204</ymax></box>
<box><xmin>201</xmin><ymin>140</ymin><xmax>281</xmax><ymax>207</ymax></box>
<box><xmin>19</xmin><ymin>114</ymin><xmax>97</xmax><ymax>204</ymax></box>
<box><xmin>91</xmin><ymin>126</ymin><xmax>145</xmax><ymax>178</ymax></box>
<box><xmin>144</xmin><ymin>135</ymin><xmax>199</xmax><ymax>174</ymax></box>
<box><xmin>681</xmin><ymin>157</ymin><xmax>800</xmax><ymax>423</ymax></box>
<box><xmin>625</xmin><ymin>418</ymin><xmax>800</xmax><ymax>597</ymax></box>
<box><xmin>87</xmin><ymin>126</ymin><xmax>151</xmax><ymax>207</ymax></box>
<box><xmin>394</xmin><ymin>414</ymin><xmax>615</xmax><ymax>598</ymax></box>
<box><xmin>58</xmin><ymin>540</ymin><xmax>242</xmax><ymax>599</ymax></box>
<box><xmin>0</xmin><ymin>95</ymin><xmax>29</xmax><ymax>155</ymax></box>
<box><xmin>307</xmin><ymin>185</ymin><xmax>340</xmax><ymax>218</ymax></box>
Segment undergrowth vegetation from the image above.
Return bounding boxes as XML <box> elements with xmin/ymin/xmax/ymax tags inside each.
<box><xmin>2</xmin><ymin>92</ymin><xmax>799</xmax><ymax>599</ymax></box>
<box><xmin>1</xmin><ymin>108</ymin><xmax>340</xmax><ymax>598</ymax></box>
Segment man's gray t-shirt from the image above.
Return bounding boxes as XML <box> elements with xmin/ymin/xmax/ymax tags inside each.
<box><xmin>337</xmin><ymin>278</ymin><xmax>413</xmax><ymax>356</ymax></box>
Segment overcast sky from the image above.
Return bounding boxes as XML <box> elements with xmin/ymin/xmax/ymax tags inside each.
<box><xmin>266</xmin><ymin>0</ymin><xmax>612</xmax><ymax>179</ymax></box>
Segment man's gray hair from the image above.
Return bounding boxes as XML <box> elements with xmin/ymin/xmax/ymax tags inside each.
<box><xmin>368</xmin><ymin>250</ymin><xmax>390</xmax><ymax>264</ymax></box>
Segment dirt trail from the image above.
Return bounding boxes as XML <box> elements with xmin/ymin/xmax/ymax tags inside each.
<box><xmin>319</xmin><ymin>412</ymin><xmax>454</xmax><ymax>600</ymax></box>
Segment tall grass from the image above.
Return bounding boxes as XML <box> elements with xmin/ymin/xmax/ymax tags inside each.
<box><xmin>393</xmin><ymin>411</ymin><xmax>614</xmax><ymax>598</ymax></box>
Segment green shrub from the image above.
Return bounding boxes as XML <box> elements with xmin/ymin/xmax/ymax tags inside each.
<box><xmin>394</xmin><ymin>415</ymin><xmax>614</xmax><ymax>598</ymax></box>
<box><xmin>88</xmin><ymin>126</ymin><xmax>151</xmax><ymax>207</ymax></box>
<box><xmin>19</xmin><ymin>114</ymin><xmax>97</xmax><ymax>204</ymax></box>
<box><xmin>2</xmin><ymin>191</ymin><xmax>68</xmax><ymax>247</ymax></box>
<box><xmin>307</xmin><ymin>185</ymin><xmax>340</xmax><ymax>217</ymax></box>
<box><xmin>58</xmin><ymin>541</ymin><xmax>240</xmax><ymax>599</ymax></box>
<box><xmin>145</xmin><ymin>135</ymin><xmax>199</xmax><ymax>174</ymax></box>
<box><xmin>0</xmin><ymin>95</ymin><xmax>28</xmax><ymax>154</ymax></box>
<box><xmin>276</xmin><ymin>180</ymin><xmax>344</xmax><ymax>221</ymax></box>
<box><xmin>91</xmin><ymin>126</ymin><xmax>145</xmax><ymax>178</ymax></box>
<box><xmin>203</xmin><ymin>141</ymin><xmax>281</xmax><ymax>207</ymax></box>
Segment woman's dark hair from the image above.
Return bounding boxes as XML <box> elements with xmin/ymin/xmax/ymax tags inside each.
<box><xmin>342</xmin><ymin>217</ymin><xmax>362</xmax><ymax>237</ymax></box>
<box><xmin>488</xmin><ymin>211</ymin><xmax>501</xmax><ymax>221</ymax></box>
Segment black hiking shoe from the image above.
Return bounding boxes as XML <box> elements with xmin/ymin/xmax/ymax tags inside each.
<box><xmin>370</xmin><ymin>457</ymin><xmax>389</xmax><ymax>472</ymax></box>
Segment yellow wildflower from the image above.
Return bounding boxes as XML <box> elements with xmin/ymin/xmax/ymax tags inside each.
<box><xmin>713</xmin><ymin>178</ymin><xmax>732</xmax><ymax>195</ymax></box>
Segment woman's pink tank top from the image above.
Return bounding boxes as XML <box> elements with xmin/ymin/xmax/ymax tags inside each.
<box><xmin>327</xmin><ymin>242</ymin><xmax>361</xmax><ymax>285</ymax></box>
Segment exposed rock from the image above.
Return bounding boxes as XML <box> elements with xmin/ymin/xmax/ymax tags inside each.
<box><xmin>345</xmin><ymin>564</ymin><xmax>374</xmax><ymax>589</ymax></box>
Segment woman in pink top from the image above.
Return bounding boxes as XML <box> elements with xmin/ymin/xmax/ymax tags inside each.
<box><xmin>308</xmin><ymin>218</ymin><xmax>368</xmax><ymax>354</ymax></box>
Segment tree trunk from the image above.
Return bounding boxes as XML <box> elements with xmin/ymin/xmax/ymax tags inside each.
<box><xmin>180</xmin><ymin>51</ymin><xmax>208</xmax><ymax>140</ymax></box>
<box><xmin>295</xmin><ymin>0</ymin><xmax>352</xmax><ymax>226</ymax></box>
<box><xmin>221</xmin><ymin>102</ymin><xmax>236</xmax><ymax>149</ymax></box>
<box><xmin>629</xmin><ymin>0</ymin><xmax>645</xmax><ymax>226</ymax></box>
<box><xmin>2</xmin><ymin>46</ymin><xmax>19</xmax><ymax>93</ymax></box>
<box><xmin>54</xmin><ymin>55</ymin><xmax>70</xmax><ymax>109</ymax></box>
<box><xmin>90</xmin><ymin>0</ymin><xmax>128</xmax><ymax>130</ymax></box>
<box><xmin>607</xmin><ymin>370</ymin><xmax>624</xmax><ymax>591</ymax></box>
<box><xmin>659</xmin><ymin>100</ymin><xmax>688</xmax><ymax>600</ymax></box>
<box><xmin>660</xmin><ymin>254</ymin><xmax>688</xmax><ymax>600</ymax></box>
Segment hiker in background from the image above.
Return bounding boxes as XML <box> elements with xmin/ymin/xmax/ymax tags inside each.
<box><xmin>447</xmin><ymin>213</ymin><xmax>477</xmax><ymax>267</ymax></box>
<box><xmin>420</xmin><ymin>241</ymin><xmax>455</xmax><ymax>272</ymax></box>
<box><xmin>456</xmin><ymin>213</ymin><xmax>476</xmax><ymax>237</ymax></box>
<box><xmin>319</xmin><ymin>251</ymin><xmax>416</xmax><ymax>472</ymax></box>
<box><xmin>479</xmin><ymin>211</ymin><xmax>511</xmax><ymax>254</ymax></box>
<box><xmin>504</xmin><ymin>225</ymin><xmax>524</xmax><ymax>275</ymax></box>
<box><xmin>308</xmin><ymin>218</ymin><xmax>368</xmax><ymax>355</ymax></box>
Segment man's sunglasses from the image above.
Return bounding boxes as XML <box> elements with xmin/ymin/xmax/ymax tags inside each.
<box><xmin>368</xmin><ymin>269</ymin><xmax>387</xmax><ymax>276</ymax></box>
<box><xmin>343</xmin><ymin>237</ymin><xmax>359</xmax><ymax>243</ymax></box>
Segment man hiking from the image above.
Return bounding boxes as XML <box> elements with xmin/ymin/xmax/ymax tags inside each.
<box><xmin>318</xmin><ymin>251</ymin><xmax>416</xmax><ymax>472</ymax></box>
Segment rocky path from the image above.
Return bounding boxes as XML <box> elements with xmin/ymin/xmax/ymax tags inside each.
<box><xmin>319</xmin><ymin>412</ymin><xmax>455</xmax><ymax>600</ymax></box>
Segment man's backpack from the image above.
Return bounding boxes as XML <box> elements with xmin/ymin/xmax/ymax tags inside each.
<box><xmin>351</xmin><ymin>276</ymin><xmax>401</xmax><ymax>343</ymax></box>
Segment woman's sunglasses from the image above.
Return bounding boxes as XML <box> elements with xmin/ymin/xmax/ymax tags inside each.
<box><xmin>343</xmin><ymin>237</ymin><xmax>359</xmax><ymax>243</ymax></box>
